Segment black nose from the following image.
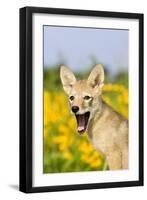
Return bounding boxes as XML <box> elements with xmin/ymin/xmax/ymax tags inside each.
<box><xmin>72</xmin><ymin>106</ymin><xmax>79</xmax><ymax>113</ymax></box>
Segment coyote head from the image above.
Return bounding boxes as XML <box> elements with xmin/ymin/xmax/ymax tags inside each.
<box><xmin>60</xmin><ymin>64</ymin><xmax>104</xmax><ymax>134</ymax></box>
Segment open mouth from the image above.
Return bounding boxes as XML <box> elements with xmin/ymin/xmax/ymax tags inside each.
<box><xmin>75</xmin><ymin>112</ymin><xmax>90</xmax><ymax>134</ymax></box>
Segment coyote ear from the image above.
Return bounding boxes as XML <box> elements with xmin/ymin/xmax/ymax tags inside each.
<box><xmin>60</xmin><ymin>65</ymin><xmax>76</xmax><ymax>94</ymax></box>
<box><xmin>87</xmin><ymin>64</ymin><xmax>104</xmax><ymax>89</ymax></box>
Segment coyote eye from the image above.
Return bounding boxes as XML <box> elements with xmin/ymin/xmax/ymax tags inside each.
<box><xmin>69</xmin><ymin>96</ymin><xmax>74</xmax><ymax>101</ymax></box>
<box><xmin>84</xmin><ymin>95</ymin><xmax>91</xmax><ymax>100</ymax></box>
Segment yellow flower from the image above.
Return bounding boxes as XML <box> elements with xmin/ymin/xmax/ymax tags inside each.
<box><xmin>103</xmin><ymin>84</ymin><xmax>127</xmax><ymax>93</ymax></box>
<box><xmin>103</xmin><ymin>83</ymin><xmax>113</xmax><ymax>92</ymax></box>
<box><xmin>81</xmin><ymin>152</ymin><xmax>102</xmax><ymax>169</ymax></box>
<box><xmin>81</xmin><ymin>154</ymin><xmax>90</xmax><ymax>162</ymax></box>
<box><xmin>78</xmin><ymin>141</ymin><xmax>94</xmax><ymax>154</ymax></box>
<box><xmin>92</xmin><ymin>151</ymin><xmax>101</xmax><ymax>159</ymax></box>
<box><xmin>59</xmin><ymin>143</ymin><xmax>67</xmax><ymax>151</ymax></box>
<box><xmin>122</xmin><ymin>91</ymin><xmax>128</xmax><ymax>104</ymax></box>
<box><xmin>54</xmin><ymin>135</ymin><xmax>73</xmax><ymax>151</ymax></box>
<box><xmin>44</xmin><ymin>126</ymin><xmax>50</xmax><ymax>139</ymax></box>
<box><xmin>68</xmin><ymin>116</ymin><xmax>76</xmax><ymax>130</ymax></box>
<box><xmin>58</xmin><ymin>124</ymin><xmax>70</xmax><ymax>135</ymax></box>
<box><xmin>90</xmin><ymin>158</ymin><xmax>102</xmax><ymax>169</ymax></box>
<box><xmin>44</xmin><ymin>90</ymin><xmax>50</xmax><ymax>126</ymax></box>
<box><xmin>80</xmin><ymin>141</ymin><xmax>103</xmax><ymax>169</ymax></box>
<box><xmin>63</xmin><ymin>151</ymin><xmax>72</xmax><ymax>160</ymax></box>
<box><xmin>102</xmin><ymin>95</ymin><xmax>111</xmax><ymax>105</ymax></box>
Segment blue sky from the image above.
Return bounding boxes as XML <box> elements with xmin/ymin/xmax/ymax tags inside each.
<box><xmin>44</xmin><ymin>26</ymin><xmax>128</xmax><ymax>75</ymax></box>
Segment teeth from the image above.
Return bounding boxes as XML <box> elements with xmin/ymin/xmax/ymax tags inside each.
<box><xmin>78</xmin><ymin>126</ymin><xmax>85</xmax><ymax>132</ymax></box>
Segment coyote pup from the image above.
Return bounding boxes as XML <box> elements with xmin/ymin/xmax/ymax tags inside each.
<box><xmin>60</xmin><ymin>64</ymin><xmax>128</xmax><ymax>170</ymax></box>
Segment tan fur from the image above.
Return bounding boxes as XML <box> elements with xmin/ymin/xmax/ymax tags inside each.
<box><xmin>60</xmin><ymin>64</ymin><xmax>128</xmax><ymax>170</ymax></box>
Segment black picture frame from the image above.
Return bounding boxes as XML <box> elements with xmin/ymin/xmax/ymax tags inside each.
<box><xmin>19</xmin><ymin>6</ymin><xmax>144</xmax><ymax>193</ymax></box>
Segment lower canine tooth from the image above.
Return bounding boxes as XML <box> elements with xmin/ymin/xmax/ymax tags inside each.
<box><xmin>78</xmin><ymin>126</ymin><xmax>84</xmax><ymax>131</ymax></box>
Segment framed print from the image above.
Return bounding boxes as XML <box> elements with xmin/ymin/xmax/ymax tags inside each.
<box><xmin>19</xmin><ymin>6</ymin><xmax>144</xmax><ymax>193</ymax></box>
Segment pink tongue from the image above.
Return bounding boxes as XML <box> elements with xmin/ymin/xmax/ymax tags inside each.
<box><xmin>78</xmin><ymin>115</ymin><xmax>85</xmax><ymax>132</ymax></box>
